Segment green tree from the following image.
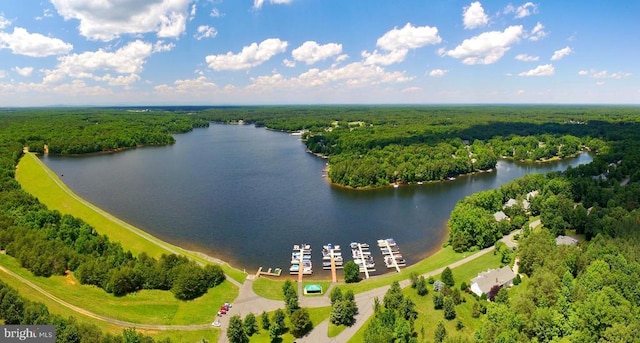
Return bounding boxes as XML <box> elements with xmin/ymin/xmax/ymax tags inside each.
<box><xmin>272</xmin><ymin>309</ymin><xmax>286</xmax><ymax>334</ymax></box>
<box><xmin>329</xmin><ymin>286</ymin><xmax>343</xmax><ymax>305</ymax></box>
<box><xmin>282</xmin><ymin>280</ymin><xmax>299</xmax><ymax>313</ymax></box>
<box><xmin>443</xmin><ymin>297</ymin><xmax>456</xmax><ymax>320</ymax></box>
<box><xmin>261</xmin><ymin>310</ymin><xmax>270</xmax><ymax>330</ymax></box>
<box><xmin>226</xmin><ymin>315</ymin><xmax>248</xmax><ymax>343</ymax></box>
<box><xmin>383</xmin><ymin>281</ymin><xmax>404</xmax><ymax>310</ymax></box>
<box><xmin>433</xmin><ymin>292</ymin><xmax>444</xmax><ymax>310</ymax></box>
<box><xmin>434</xmin><ymin>321</ymin><xmax>447</xmax><ymax>343</ymax></box>
<box><xmin>441</xmin><ymin>266</ymin><xmax>455</xmax><ymax>287</ymax></box>
<box><xmin>343</xmin><ymin>261</ymin><xmax>360</xmax><ymax>283</ymax></box>
<box><xmin>289</xmin><ymin>308</ymin><xmax>312</xmax><ymax>338</ymax></box>
<box><xmin>243</xmin><ymin>313</ymin><xmax>257</xmax><ymax>336</ymax></box>
<box><xmin>416</xmin><ymin>275</ymin><xmax>428</xmax><ymax>296</ymax></box>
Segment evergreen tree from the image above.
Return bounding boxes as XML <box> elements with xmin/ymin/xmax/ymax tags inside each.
<box><xmin>343</xmin><ymin>261</ymin><xmax>360</xmax><ymax>283</ymax></box>
<box><xmin>434</xmin><ymin>322</ymin><xmax>447</xmax><ymax>343</ymax></box>
<box><xmin>441</xmin><ymin>266</ymin><xmax>455</xmax><ymax>287</ymax></box>
<box><xmin>243</xmin><ymin>313</ymin><xmax>257</xmax><ymax>336</ymax></box>
<box><xmin>290</xmin><ymin>308</ymin><xmax>312</xmax><ymax>338</ymax></box>
<box><xmin>261</xmin><ymin>310</ymin><xmax>270</xmax><ymax>330</ymax></box>
<box><xmin>226</xmin><ymin>315</ymin><xmax>248</xmax><ymax>343</ymax></box>
<box><xmin>443</xmin><ymin>297</ymin><xmax>456</xmax><ymax>320</ymax></box>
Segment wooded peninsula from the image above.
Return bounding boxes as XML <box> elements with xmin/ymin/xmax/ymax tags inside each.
<box><xmin>1</xmin><ymin>106</ymin><xmax>640</xmax><ymax>342</ymax></box>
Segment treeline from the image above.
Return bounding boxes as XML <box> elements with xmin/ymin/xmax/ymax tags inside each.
<box><xmin>0</xmin><ymin>279</ymin><xmax>171</xmax><ymax>343</ymax></box>
<box><xmin>448</xmin><ymin>133</ymin><xmax>640</xmax><ymax>252</ymax></box>
<box><xmin>0</xmin><ymin>207</ymin><xmax>224</xmax><ymax>299</ymax></box>
<box><xmin>3</xmin><ymin>109</ymin><xmax>208</xmax><ymax>155</ymax></box>
<box><xmin>195</xmin><ymin>106</ymin><xmax>640</xmax><ymax>188</ymax></box>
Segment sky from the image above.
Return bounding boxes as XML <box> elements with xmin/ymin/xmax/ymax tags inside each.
<box><xmin>0</xmin><ymin>0</ymin><xmax>638</xmax><ymax>106</ymax></box>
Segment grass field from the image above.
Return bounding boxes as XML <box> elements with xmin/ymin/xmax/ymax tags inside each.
<box><xmin>15</xmin><ymin>152</ymin><xmax>246</xmax><ymax>283</ymax></box>
<box><xmin>0</xmin><ymin>254</ymin><xmax>238</xmax><ymax>325</ymax></box>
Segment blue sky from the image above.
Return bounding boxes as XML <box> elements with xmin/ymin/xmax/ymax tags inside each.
<box><xmin>0</xmin><ymin>0</ymin><xmax>637</xmax><ymax>106</ymax></box>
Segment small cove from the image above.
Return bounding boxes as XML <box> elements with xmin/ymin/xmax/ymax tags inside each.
<box><xmin>40</xmin><ymin>124</ymin><xmax>593</xmax><ymax>276</ymax></box>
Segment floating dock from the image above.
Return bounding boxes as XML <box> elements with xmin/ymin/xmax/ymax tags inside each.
<box><xmin>378</xmin><ymin>238</ymin><xmax>406</xmax><ymax>272</ymax></box>
<box><xmin>290</xmin><ymin>244</ymin><xmax>312</xmax><ymax>280</ymax></box>
<box><xmin>322</xmin><ymin>244</ymin><xmax>342</xmax><ymax>283</ymax></box>
<box><xmin>351</xmin><ymin>242</ymin><xmax>375</xmax><ymax>279</ymax></box>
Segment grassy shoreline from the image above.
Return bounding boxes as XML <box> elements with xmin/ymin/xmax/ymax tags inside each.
<box><xmin>16</xmin><ymin>152</ymin><xmax>247</xmax><ymax>284</ymax></box>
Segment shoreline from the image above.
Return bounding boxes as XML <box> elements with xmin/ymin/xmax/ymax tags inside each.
<box><xmin>16</xmin><ymin>152</ymin><xmax>247</xmax><ymax>283</ymax></box>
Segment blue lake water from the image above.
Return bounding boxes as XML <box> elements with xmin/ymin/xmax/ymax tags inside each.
<box><xmin>41</xmin><ymin>124</ymin><xmax>593</xmax><ymax>275</ymax></box>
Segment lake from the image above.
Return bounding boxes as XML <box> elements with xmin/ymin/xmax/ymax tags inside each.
<box><xmin>41</xmin><ymin>124</ymin><xmax>593</xmax><ymax>275</ymax></box>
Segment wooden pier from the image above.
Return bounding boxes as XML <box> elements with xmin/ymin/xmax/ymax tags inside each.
<box><xmin>256</xmin><ymin>267</ymin><xmax>282</xmax><ymax>277</ymax></box>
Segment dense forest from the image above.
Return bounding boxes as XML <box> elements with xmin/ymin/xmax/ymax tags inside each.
<box><xmin>1</xmin><ymin>106</ymin><xmax>640</xmax><ymax>342</ymax></box>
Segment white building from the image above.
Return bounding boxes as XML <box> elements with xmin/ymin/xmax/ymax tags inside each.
<box><xmin>470</xmin><ymin>266</ymin><xmax>517</xmax><ymax>297</ymax></box>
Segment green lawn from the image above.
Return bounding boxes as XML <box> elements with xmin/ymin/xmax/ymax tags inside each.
<box><xmin>16</xmin><ymin>152</ymin><xmax>246</xmax><ymax>284</ymax></box>
<box><xmin>252</xmin><ymin>277</ymin><xmax>286</xmax><ymax>300</ymax></box>
<box><xmin>0</xmin><ymin>253</ymin><xmax>237</xmax><ymax>325</ymax></box>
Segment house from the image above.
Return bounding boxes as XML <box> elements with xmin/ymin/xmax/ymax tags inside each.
<box><xmin>555</xmin><ymin>235</ymin><xmax>579</xmax><ymax>246</ymax></box>
<box><xmin>493</xmin><ymin>211</ymin><xmax>509</xmax><ymax>222</ymax></box>
<box><xmin>470</xmin><ymin>266</ymin><xmax>517</xmax><ymax>297</ymax></box>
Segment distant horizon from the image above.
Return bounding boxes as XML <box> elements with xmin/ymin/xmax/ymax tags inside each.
<box><xmin>1</xmin><ymin>1</ymin><xmax>638</xmax><ymax>106</ymax></box>
<box><xmin>3</xmin><ymin>103</ymin><xmax>640</xmax><ymax>109</ymax></box>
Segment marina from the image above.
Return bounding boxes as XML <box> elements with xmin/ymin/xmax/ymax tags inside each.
<box><xmin>351</xmin><ymin>242</ymin><xmax>375</xmax><ymax>279</ymax></box>
<box><xmin>290</xmin><ymin>244</ymin><xmax>313</xmax><ymax>277</ymax></box>
<box><xmin>378</xmin><ymin>238</ymin><xmax>406</xmax><ymax>272</ymax></box>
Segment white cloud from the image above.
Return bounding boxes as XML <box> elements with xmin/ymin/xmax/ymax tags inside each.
<box><xmin>51</xmin><ymin>0</ymin><xmax>192</xmax><ymax>41</ymax></box>
<box><xmin>429</xmin><ymin>69</ymin><xmax>449</xmax><ymax>77</ymax></box>
<box><xmin>463</xmin><ymin>2</ymin><xmax>489</xmax><ymax>29</ymax></box>
<box><xmin>246</xmin><ymin>62</ymin><xmax>413</xmax><ymax>91</ymax></box>
<box><xmin>44</xmin><ymin>40</ymin><xmax>153</xmax><ymax>85</ymax></box>
<box><xmin>153</xmin><ymin>40</ymin><xmax>176</xmax><ymax>53</ymax></box>
<box><xmin>35</xmin><ymin>9</ymin><xmax>54</xmax><ymax>21</ymax></box>
<box><xmin>0</xmin><ymin>13</ymin><xmax>11</xmax><ymax>29</ymax></box>
<box><xmin>505</xmin><ymin>2</ymin><xmax>538</xmax><ymax>19</ymax></box>
<box><xmin>518</xmin><ymin>64</ymin><xmax>554</xmax><ymax>76</ymax></box>
<box><xmin>205</xmin><ymin>38</ymin><xmax>288</xmax><ymax>71</ymax></box>
<box><xmin>578</xmin><ymin>69</ymin><xmax>632</xmax><ymax>79</ymax></box>
<box><xmin>376</xmin><ymin>23</ymin><xmax>442</xmax><ymax>51</ymax></box>
<box><xmin>551</xmin><ymin>46</ymin><xmax>572</xmax><ymax>61</ymax></box>
<box><xmin>13</xmin><ymin>66</ymin><xmax>34</xmax><ymax>77</ymax></box>
<box><xmin>362</xmin><ymin>49</ymin><xmax>408</xmax><ymax>66</ymax></box>
<box><xmin>194</xmin><ymin>25</ymin><xmax>217</xmax><ymax>40</ymax></box>
<box><xmin>363</xmin><ymin>23</ymin><xmax>441</xmax><ymax>66</ymax></box>
<box><xmin>189</xmin><ymin>4</ymin><xmax>196</xmax><ymax>20</ymax></box>
<box><xmin>528</xmin><ymin>22</ymin><xmax>547</xmax><ymax>41</ymax></box>
<box><xmin>0</xmin><ymin>27</ymin><xmax>73</xmax><ymax>57</ymax></box>
<box><xmin>516</xmin><ymin>89</ymin><xmax>525</xmax><ymax>95</ymax></box>
<box><xmin>445</xmin><ymin>25</ymin><xmax>523</xmax><ymax>65</ymax></box>
<box><xmin>156</xmin><ymin>76</ymin><xmax>218</xmax><ymax>93</ymax></box>
<box><xmin>292</xmin><ymin>41</ymin><xmax>342</xmax><ymax>65</ymax></box>
<box><xmin>253</xmin><ymin>0</ymin><xmax>293</xmax><ymax>10</ymax></box>
<box><xmin>515</xmin><ymin>53</ymin><xmax>539</xmax><ymax>62</ymax></box>
<box><xmin>283</xmin><ymin>59</ymin><xmax>296</xmax><ymax>68</ymax></box>
<box><xmin>210</xmin><ymin>8</ymin><xmax>223</xmax><ymax>17</ymax></box>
